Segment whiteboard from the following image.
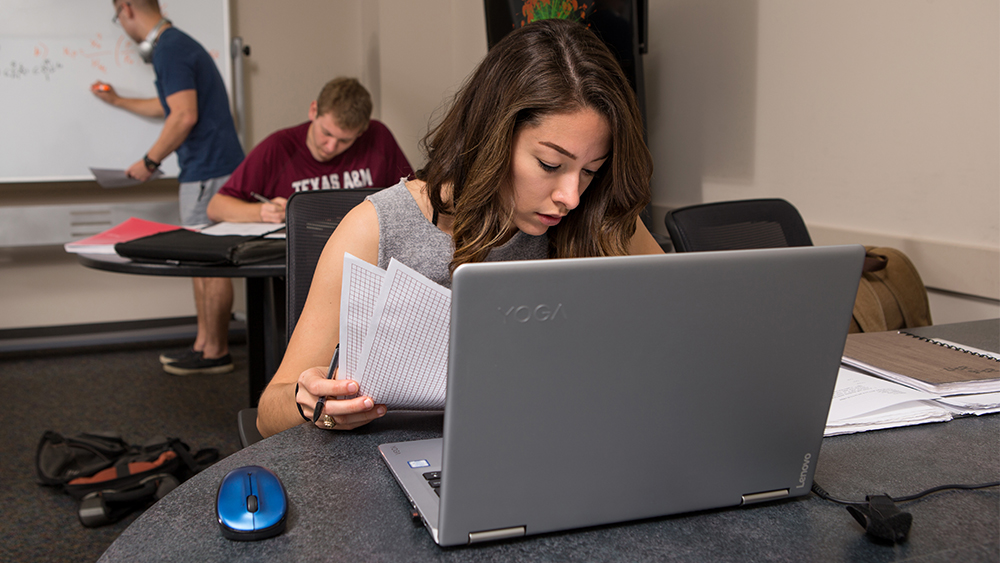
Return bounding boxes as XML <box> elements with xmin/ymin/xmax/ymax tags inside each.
<box><xmin>0</xmin><ymin>0</ymin><xmax>231</xmax><ymax>182</ymax></box>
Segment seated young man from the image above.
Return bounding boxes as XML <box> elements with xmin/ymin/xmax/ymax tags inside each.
<box><xmin>207</xmin><ymin>77</ymin><xmax>413</xmax><ymax>223</ymax></box>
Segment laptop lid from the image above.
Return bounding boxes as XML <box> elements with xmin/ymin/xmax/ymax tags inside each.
<box><xmin>387</xmin><ymin>245</ymin><xmax>864</xmax><ymax>546</ymax></box>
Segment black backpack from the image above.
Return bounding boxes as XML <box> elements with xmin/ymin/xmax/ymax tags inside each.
<box><xmin>36</xmin><ymin>430</ymin><xmax>219</xmax><ymax>527</ymax></box>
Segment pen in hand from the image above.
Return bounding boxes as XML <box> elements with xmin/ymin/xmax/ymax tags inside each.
<box><xmin>312</xmin><ymin>344</ymin><xmax>340</xmax><ymax>423</ymax></box>
<box><xmin>250</xmin><ymin>192</ymin><xmax>271</xmax><ymax>204</ymax></box>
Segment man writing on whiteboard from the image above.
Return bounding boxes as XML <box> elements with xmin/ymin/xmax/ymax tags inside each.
<box><xmin>92</xmin><ymin>0</ymin><xmax>245</xmax><ymax>376</ymax></box>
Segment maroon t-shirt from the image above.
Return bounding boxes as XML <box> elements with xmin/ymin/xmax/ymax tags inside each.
<box><xmin>217</xmin><ymin>120</ymin><xmax>413</xmax><ymax>200</ymax></box>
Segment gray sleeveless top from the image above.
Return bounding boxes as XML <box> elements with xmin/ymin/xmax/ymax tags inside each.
<box><xmin>367</xmin><ymin>180</ymin><xmax>549</xmax><ymax>288</ymax></box>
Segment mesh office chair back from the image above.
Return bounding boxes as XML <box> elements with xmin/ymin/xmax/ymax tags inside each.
<box><xmin>240</xmin><ymin>187</ymin><xmax>383</xmax><ymax>448</ymax></box>
<box><xmin>285</xmin><ymin>188</ymin><xmax>384</xmax><ymax>340</ymax></box>
<box><xmin>664</xmin><ymin>199</ymin><xmax>813</xmax><ymax>252</ymax></box>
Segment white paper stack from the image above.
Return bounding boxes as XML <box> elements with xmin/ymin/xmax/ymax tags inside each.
<box><xmin>825</xmin><ymin>366</ymin><xmax>1000</xmax><ymax>436</ymax></box>
<box><xmin>824</xmin><ymin>367</ymin><xmax>951</xmax><ymax>436</ymax></box>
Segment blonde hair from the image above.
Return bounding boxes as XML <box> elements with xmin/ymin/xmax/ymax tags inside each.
<box><xmin>315</xmin><ymin>78</ymin><xmax>373</xmax><ymax>132</ymax></box>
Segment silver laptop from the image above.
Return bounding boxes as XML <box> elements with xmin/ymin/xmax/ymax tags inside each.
<box><xmin>380</xmin><ymin>245</ymin><xmax>864</xmax><ymax>546</ymax></box>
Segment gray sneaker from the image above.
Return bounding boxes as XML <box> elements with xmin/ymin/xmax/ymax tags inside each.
<box><xmin>163</xmin><ymin>353</ymin><xmax>234</xmax><ymax>376</ymax></box>
<box><xmin>159</xmin><ymin>348</ymin><xmax>201</xmax><ymax>365</ymax></box>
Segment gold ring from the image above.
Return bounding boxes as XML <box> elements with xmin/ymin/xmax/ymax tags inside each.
<box><xmin>322</xmin><ymin>415</ymin><xmax>336</xmax><ymax>429</ymax></box>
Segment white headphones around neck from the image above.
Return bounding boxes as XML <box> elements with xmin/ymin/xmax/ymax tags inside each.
<box><xmin>138</xmin><ymin>18</ymin><xmax>170</xmax><ymax>63</ymax></box>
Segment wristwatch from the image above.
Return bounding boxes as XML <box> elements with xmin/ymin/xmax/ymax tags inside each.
<box><xmin>143</xmin><ymin>154</ymin><xmax>161</xmax><ymax>172</ymax></box>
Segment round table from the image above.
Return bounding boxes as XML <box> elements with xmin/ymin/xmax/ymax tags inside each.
<box><xmin>97</xmin><ymin>412</ymin><xmax>999</xmax><ymax>562</ymax></box>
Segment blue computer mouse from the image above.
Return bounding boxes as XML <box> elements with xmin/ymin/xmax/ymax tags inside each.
<box><xmin>216</xmin><ymin>465</ymin><xmax>288</xmax><ymax>541</ymax></box>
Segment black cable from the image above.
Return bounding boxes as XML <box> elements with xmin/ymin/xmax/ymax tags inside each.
<box><xmin>810</xmin><ymin>481</ymin><xmax>865</xmax><ymax>505</ymax></box>
<box><xmin>813</xmin><ymin>480</ymin><xmax>999</xmax><ymax>544</ymax></box>
<box><xmin>812</xmin><ymin>480</ymin><xmax>1000</xmax><ymax>506</ymax></box>
<box><xmin>893</xmin><ymin>481</ymin><xmax>1000</xmax><ymax>502</ymax></box>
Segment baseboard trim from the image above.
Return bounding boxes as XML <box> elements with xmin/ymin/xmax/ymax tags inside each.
<box><xmin>0</xmin><ymin>317</ymin><xmax>245</xmax><ymax>356</ymax></box>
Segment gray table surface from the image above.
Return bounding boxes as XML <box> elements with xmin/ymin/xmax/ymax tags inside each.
<box><xmin>98</xmin><ymin>412</ymin><xmax>999</xmax><ymax>562</ymax></box>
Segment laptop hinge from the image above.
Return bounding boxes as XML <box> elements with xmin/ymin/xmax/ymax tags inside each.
<box><xmin>741</xmin><ymin>489</ymin><xmax>789</xmax><ymax>505</ymax></box>
<box><xmin>468</xmin><ymin>526</ymin><xmax>526</xmax><ymax>544</ymax></box>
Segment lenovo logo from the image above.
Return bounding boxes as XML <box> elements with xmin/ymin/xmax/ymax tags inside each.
<box><xmin>795</xmin><ymin>453</ymin><xmax>812</xmax><ymax>489</ymax></box>
<box><xmin>501</xmin><ymin>304</ymin><xmax>567</xmax><ymax>323</ymax></box>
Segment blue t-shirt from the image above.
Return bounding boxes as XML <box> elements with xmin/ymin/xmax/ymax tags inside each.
<box><xmin>153</xmin><ymin>27</ymin><xmax>244</xmax><ymax>182</ymax></box>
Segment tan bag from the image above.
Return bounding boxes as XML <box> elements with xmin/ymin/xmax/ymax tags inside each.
<box><xmin>849</xmin><ymin>246</ymin><xmax>932</xmax><ymax>333</ymax></box>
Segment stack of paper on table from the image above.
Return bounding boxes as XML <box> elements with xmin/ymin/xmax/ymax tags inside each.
<box><xmin>338</xmin><ymin>253</ymin><xmax>451</xmax><ymax>409</ymax></box>
<box><xmin>828</xmin><ymin>329</ymin><xmax>1000</xmax><ymax>436</ymax></box>
<box><xmin>825</xmin><ymin>367</ymin><xmax>953</xmax><ymax>436</ymax></box>
<box><xmin>63</xmin><ymin>217</ymin><xmax>181</xmax><ymax>255</ymax></box>
<box><xmin>200</xmin><ymin>222</ymin><xmax>285</xmax><ymax>238</ymax></box>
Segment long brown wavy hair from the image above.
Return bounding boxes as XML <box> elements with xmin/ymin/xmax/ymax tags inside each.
<box><xmin>417</xmin><ymin>18</ymin><xmax>652</xmax><ymax>272</ymax></box>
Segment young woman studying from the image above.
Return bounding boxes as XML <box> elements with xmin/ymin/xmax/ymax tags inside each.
<box><xmin>256</xmin><ymin>18</ymin><xmax>663</xmax><ymax>438</ymax></box>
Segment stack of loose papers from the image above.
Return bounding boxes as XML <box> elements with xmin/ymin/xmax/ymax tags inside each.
<box><xmin>200</xmin><ymin>222</ymin><xmax>285</xmax><ymax>238</ymax></box>
<box><xmin>90</xmin><ymin>167</ymin><xmax>163</xmax><ymax>188</ymax></box>
<box><xmin>828</xmin><ymin>330</ymin><xmax>1000</xmax><ymax>436</ymax></box>
<box><xmin>825</xmin><ymin>367</ymin><xmax>953</xmax><ymax>436</ymax></box>
<box><xmin>338</xmin><ymin>253</ymin><xmax>451</xmax><ymax>409</ymax></box>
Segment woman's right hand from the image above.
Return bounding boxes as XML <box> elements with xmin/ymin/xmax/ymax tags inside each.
<box><xmin>296</xmin><ymin>366</ymin><xmax>387</xmax><ymax>430</ymax></box>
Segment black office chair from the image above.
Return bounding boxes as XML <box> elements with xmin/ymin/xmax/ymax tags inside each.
<box><xmin>284</xmin><ymin>188</ymin><xmax>384</xmax><ymax>341</ymax></box>
<box><xmin>238</xmin><ymin>188</ymin><xmax>384</xmax><ymax>447</ymax></box>
<box><xmin>664</xmin><ymin>198</ymin><xmax>813</xmax><ymax>252</ymax></box>
<box><xmin>237</xmin><ymin>408</ymin><xmax>262</xmax><ymax>448</ymax></box>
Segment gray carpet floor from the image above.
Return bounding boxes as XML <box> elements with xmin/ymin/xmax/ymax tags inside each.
<box><xmin>0</xmin><ymin>343</ymin><xmax>249</xmax><ymax>563</ymax></box>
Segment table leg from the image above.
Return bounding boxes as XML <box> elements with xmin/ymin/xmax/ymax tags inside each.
<box><xmin>261</xmin><ymin>277</ymin><xmax>287</xmax><ymax>381</ymax></box>
<box><xmin>245</xmin><ymin>278</ymin><xmax>267</xmax><ymax>407</ymax></box>
<box><xmin>244</xmin><ymin>276</ymin><xmax>288</xmax><ymax>407</ymax></box>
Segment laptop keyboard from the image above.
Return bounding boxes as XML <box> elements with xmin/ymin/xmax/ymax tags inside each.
<box><xmin>423</xmin><ymin>471</ymin><xmax>441</xmax><ymax>496</ymax></box>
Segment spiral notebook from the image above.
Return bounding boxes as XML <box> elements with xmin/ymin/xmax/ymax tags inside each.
<box><xmin>842</xmin><ymin>328</ymin><xmax>1000</xmax><ymax>396</ymax></box>
<box><xmin>902</xmin><ymin>319</ymin><xmax>1000</xmax><ymax>355</ymax></box>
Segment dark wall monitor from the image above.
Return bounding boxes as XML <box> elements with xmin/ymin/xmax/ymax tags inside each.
<box><xmin>483</xmin><ymin>0</ymin><xmax>648</xmax><ymax>128</ymax></box>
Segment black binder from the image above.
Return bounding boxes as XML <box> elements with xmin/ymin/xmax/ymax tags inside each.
<box><xmin>114</xmin><ymin>229</ymin><xmax>285</xmax><ymax>266</ymax></box>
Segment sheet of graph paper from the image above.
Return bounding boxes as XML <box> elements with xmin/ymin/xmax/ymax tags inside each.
<box><xmin>353</xmin><ymin>258</ymin><xmax>452</xmax><ymax>409</ymax></box>
<box><xmin>338</xmin><ymin>253</ymin><xmax>386</xmax><ymax>380</ymax></box>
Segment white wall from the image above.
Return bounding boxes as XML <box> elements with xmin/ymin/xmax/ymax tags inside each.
<box><xmin>232</xmin><ymin>0</ymin><xmax>366</xmax><ymax>146</ymax></box>
<box><xmin>644</xmin><ymin>0</ymin><xmax>999</xmax><ymax>321</ymax></box>
<box><xmin>234</xmin><ymin>0</ymin><xmax>487</xmax><ymax>167</ymax></box>
<box><xmin>373</xmin><ymin>0</ymin><xmax>488</xmax><ymax>169</ymax></box>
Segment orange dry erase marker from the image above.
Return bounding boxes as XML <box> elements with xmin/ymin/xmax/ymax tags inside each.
<box><xmin>92</xmin><ymin>83</ymin><xmax>110</xmax><ymax>92</ymax></box>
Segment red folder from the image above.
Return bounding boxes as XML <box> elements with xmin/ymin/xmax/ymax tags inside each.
<box><xmin>64</xmin><ymin>217</ymin><xmax>183</xmax><ymax>255</ymax></box>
